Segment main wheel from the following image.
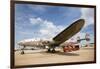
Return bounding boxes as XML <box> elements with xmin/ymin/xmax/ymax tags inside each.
<box><xmin>52</xmin><ymin>49</ymin><xmax>56</xmax><ymax>53</ymax></box>
<box><xmin>21</xmin><ymin>50</ymin><xmax>24</xmax><ymax>55</ymax></box>
<box><xmin>47</xmin><ymin>48</ymin><xmax>51</xmax><ymax>52</ymax></box>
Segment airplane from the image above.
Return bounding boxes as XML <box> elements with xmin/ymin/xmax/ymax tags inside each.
<box><xmin>18</xmin><ymin>19</ymin><xmax>85</xmax><ymax>54</ymax></box>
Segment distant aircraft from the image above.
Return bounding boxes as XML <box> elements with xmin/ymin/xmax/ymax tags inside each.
<box><xmin>18</xmin><ymin>19</ymin><xmax>85</xmax><ymax>54</ymax></box>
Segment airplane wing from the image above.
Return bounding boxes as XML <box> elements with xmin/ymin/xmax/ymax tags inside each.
<box><xmin>53</xmin><ymin>19</ymin><xmax>85</xmax><ymax>45</ymax></box>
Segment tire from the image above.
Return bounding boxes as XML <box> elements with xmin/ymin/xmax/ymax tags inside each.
<box><xmin>52</xmin><ymin>49</ymin><xmax>55</xmax><ymax>53</ymax></box>
<box><xmin>47</xmin><ymin>48</ymin><xmax>51</xmax><ymax>52</ymax></box>
<box><xmin>21</xmin><ymin>51</ymin><xmax>24</xmax><ymax>54</ymax></box>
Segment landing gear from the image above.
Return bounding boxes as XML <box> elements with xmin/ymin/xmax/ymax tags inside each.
<box><xmin>20</xmin><ymin>46</ymin><xmax>25</xmax><ymax>55</ymax></box>
<box><xmin>47</xmin><ymin>48</ymin><xmax>51</xmax><ymax>52</ymax></box>
<box><xmin>21</xmin><ymin>50</ymin><xmax>24</xmax><ymax>54</ymax></box>
<box><xmin>52</xmin><ymin>48</ymin><xmax>56</xmax><ymax>53</ymax></box>
<box><xmin>47</xmin><ymin>48</ymin><xmax>56</xmax><ymax>53</ymax></box>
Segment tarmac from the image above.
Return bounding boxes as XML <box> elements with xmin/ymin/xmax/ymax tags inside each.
<box><xmin>15</xmin><ymin>47</ymin><xmax>94</xmax><ymax>66</ymax></box>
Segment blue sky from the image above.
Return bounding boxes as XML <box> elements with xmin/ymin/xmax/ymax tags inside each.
<box><xmin>15</xmin><ymin>4</ymin><xmax>95</xmax><ymax>48</ymax></box>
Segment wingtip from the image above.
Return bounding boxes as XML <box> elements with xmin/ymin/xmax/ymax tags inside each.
<box><xmin>79</xmin><ymin>19</ymin><xmax>85</xmax><ymax>23</ymax></box>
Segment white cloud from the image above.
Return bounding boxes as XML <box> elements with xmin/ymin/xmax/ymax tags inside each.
<box><xmin>81</xmin><ymin>8</ymin><xmax>94</xmax><ymax>27</ymax></box>
<box><xmin>29</xmin><ymin>17</ymin><xmax>65</xmax><ymax>39</ymax></box>
<box><xmin>30</xmin><ymin>17</ymin><xmax>43</xmax><ymax>25</ymax></box>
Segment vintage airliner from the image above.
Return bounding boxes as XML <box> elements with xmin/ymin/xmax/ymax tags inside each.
<box><xmin>18</xmin><ymin>19</ymin><xmax>85</xmax><ymax>54</ymax></box>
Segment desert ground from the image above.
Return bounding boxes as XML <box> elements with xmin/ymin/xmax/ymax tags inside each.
<box><xmin>15</xmin><ymin>47</ymin><xmax>94</xmax><ymax>66</ymax></box>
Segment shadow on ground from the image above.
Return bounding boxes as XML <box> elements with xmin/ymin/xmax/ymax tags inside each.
<box><xmin>40</xmin><ymin>51</ymin><xmax>79</xmax><ymax>56</ymax></box>
<box><xmin>17</xmin><ymin>50</ymin><xmax>79</xmax><ymax>56</ymax></box>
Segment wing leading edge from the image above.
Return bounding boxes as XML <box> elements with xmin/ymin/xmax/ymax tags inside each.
<box><xmin>53</xmin><ymin>19</ymin><xmax>85</xmax><ymax>45</ymax></box>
